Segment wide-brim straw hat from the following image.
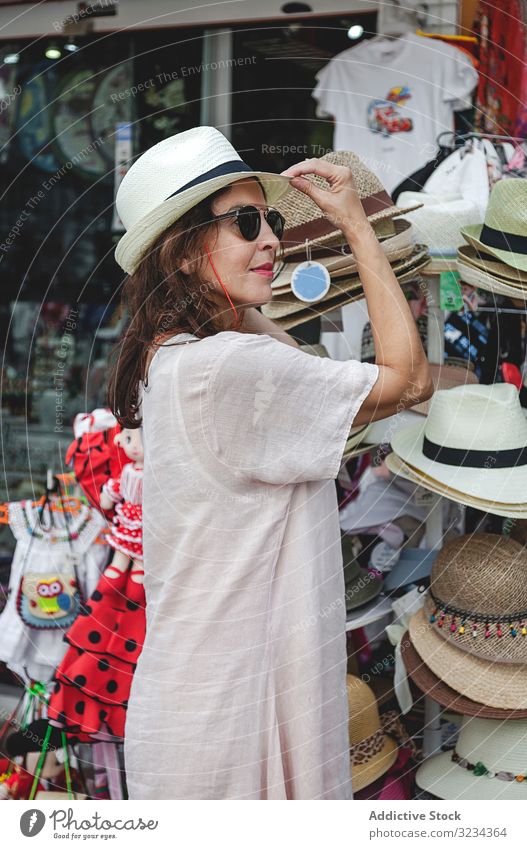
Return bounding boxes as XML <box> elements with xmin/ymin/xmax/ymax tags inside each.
<box><xmin>457</xmin><ymin>253</ymin><xmax>527</xmax><ymax>300</ymax></box>
<box><xmin>421</xmin><ymin>534</ymin><xmax>527</xmax><ymax>665</ymax></box>
<box><xmin>460</xmin><ymin>178</ymin><xmax>527</xmax><ymax>273</ymax></box>
<box><xmin>347</xmin><ymin>674</ymin><xmax>398</xmax><ymax>791</ymax></box>
<box><xmin>390</xmin><ymin>383</ymin><xmax>527</xmax><ymax>506</ymax></box>
<box><xmin>411</xmin><ymin>363</ymin><xmax>478</xmax><ymax>416</ymax></box>
<box><xmin>409</xmin><ymin>607</ymin><xmax>527</xmax><ymax>710</ymax></box>
<box><xmin>416</xmin><ymin>716</ymin><xmax>527</xmax><ymax>800</ymax></box>
<box><xmin>272</xmin><ymin>223</ymin><xmax>415</xmax><ymax>294</ymax></box>
<box><xmin>262</xmin><ymin>246</ymin><xmax>430</xmax><ymax>321</ymax></box>
<box><xmin>114</xmin><ymin>126</ymin><xmax>292</xmax><ymax>275</ymax></box>
<box><xmin>276</xmin><ymin>151</ymin><xmax>422</xmax><ymax>257</ymax></box>
<box><xmin>401</xmin><ymin>631</ymin><xmax>527</xmax><ymax>720</ymax></box>
<box><xmin>385</xmin><ymin>450</ymin><xmax>527</xmax><ymax>519</ymax></box>
<box><xmin>396</xmin><ymin>192</ymin><xmax>482</xmax><ymax>254</ymax></box>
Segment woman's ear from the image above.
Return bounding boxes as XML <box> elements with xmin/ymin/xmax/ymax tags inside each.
<box><xmin>179</xmin><ymin>255</ymin><xmax>193</xmax><ymax>276</ymax></box>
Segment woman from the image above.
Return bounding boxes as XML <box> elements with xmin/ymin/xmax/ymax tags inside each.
<box><xmin>108</xmin><ymin>126</ymin><xmax>432</xmax><ymax>800</ymax></box>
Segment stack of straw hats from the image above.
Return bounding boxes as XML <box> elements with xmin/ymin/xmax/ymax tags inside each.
<box><xmin>398</xmin><ymin>534</ymin><xmax>527</xmax><ymax>800</ymax></box>
<box><xmin>385</xmin><ymin>382</ymin><xmax>527</xmax><ymax>517</ymax></box>
<box><xmin>263</xmin><ymin>151</ymin><xmax>431</xmax><ymax>330</ymax></box>
<box><xmin>456</xmin><ymin>179</ymin><xmax>527</xmax><ymax>300</ymax></box>
<box><xmin>403</xmin><ymin>534</ymin><xmax>527</xmax><ymax>712</ymax></box>
<box><xmin>347</xmin><ymin>674</ymin><xmax>398</xmax><ymax>791</ymax></box>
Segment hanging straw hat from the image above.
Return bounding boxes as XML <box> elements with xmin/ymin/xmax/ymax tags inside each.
<box><xmin>276</xmin><ymin>151</ymin><xmax>422</xmax><ymax>257</ymax></box>
<box><xmin>396</xmin><ymin>192</ymin><xmax>483</xmax><ymax>255</ymax></box>
<box><xmin>385</xmin><ymin>449</ymin><xmax>527</xmax><ymax>519</ymax></box>
<box><xmin>421</xmin><ymin>534</ymin><xmax>527</xmax><ymax>664</ymax></box>
<box><xmin>114</xmin><ymin>126</ymin><xmax>292</xmax><ymax>274</ymax></box>
<box><xmin>409</xmin><ymin>607</ymin><xmax>527</xmax><ymax>710</ymax></box>
<box><xmin>262</xmin><ymin>246</ymin><xmax>430</xmax><ymax>321</ymax></box>
<box><xmin>390</xmin><ymin>383</ymin><xmax>527</xmax><ymax>506</ymax></box>
<box><xmin>400</xmin><ymin>631</ymin><xmax>527</xmax><ymax>719</ymax></box>
<box><xmin>460</xmin><ymin>178</ymin><xmax>527</xmax><ymax>273</ymax></box>
<box><xmin>347</xmin><ymin>674</ymin><xmax>398</xmax><ymax>791</ymax></box>
<box><xmin>416</xmin><ymin>716</ymin><xmax>527</xmax><ymax>800</ymax></box>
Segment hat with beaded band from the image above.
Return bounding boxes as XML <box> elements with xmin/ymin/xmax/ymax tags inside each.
<box><xmin>416</xmin><ymin>716</ymin><xmax>527</xmax><ymax>800</ymax></box>
<box><xmin>421</xmin><ymin>534</ymin><xmax>527</xmax><ymax>664</ymax></box>
<box><xmin>114</xmin><ymin>126</ymin><xmax>293</xmax><ymax>275</ymax></box>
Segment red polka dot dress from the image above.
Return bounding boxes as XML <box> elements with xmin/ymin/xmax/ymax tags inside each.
<box><xmin>48</xmin><ymin>565</ymin><xmax>146</xmax><ymax>740</ymax></box>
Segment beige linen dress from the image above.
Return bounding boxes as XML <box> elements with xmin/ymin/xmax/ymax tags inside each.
<box><xmin>124</xmin><ymin>330</ymin><xmax>379</xmax><ymax>799</ymax></box>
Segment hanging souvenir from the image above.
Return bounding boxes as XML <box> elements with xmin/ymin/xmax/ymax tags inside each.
<box><xmin>290</xmin><ymin>239</ymin><xmax>331</xmax><ymax>302</ymax></box>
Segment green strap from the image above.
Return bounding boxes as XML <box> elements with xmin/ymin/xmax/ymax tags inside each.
<box><xmin>29</xmin><ymin>724</ymin><xmax>52</xmax><ymax>800</ymax></box>
<box><xmin>61</xmin><ymin>732</ymin><xmax>74</xmax><ymax>799</ymax></box>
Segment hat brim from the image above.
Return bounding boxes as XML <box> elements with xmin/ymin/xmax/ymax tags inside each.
<box><xmin>267</xmin><ymin>258</ymin><xmax>431</xmax><ymax>331</ymax></box>
<box><xmin>385</xmin><ymin>450</ymin><xmax>527</xmax><ymax>519</ymax></box>
<box><xmin>458</xmin><ymin>245</ymin><xmax>527</xmax><ymax>284</ymax></box>
<box><xmin>409</xmin><ymin>608</ymin><xmax>527</xmax><ymax>710</ymax></box>
<box><xmin>416</xmin><ymin>749</ymin><xmax>527</xmax><ymax>800</ymax></box>
<box><xmin>460</xmin><ymin>224</ymin><xmax>527</xmax><ymax>274</ymax></box>
<box><xmin>115</xmin><ymin>170</ymin><xmax>293</xmax><ymax>274</ymax></box>
<box><xmin>351</xmin><ymin>734</ymin><xmax>398</xmax><ymax>792</ymax></box>
<box><xmin>263</xmin><ymin>248</ymin><xmax>431</xmax><ymax>320</ymax></box>
<box><xmin>391</xmin><ymin>420</ymin><xmax>527</xmax><ymax>505</ymax></box>
<box><xmin>401</xmin><ymin>631</ymin><xmax>527</xmax><ymax>719</ymax></box>
<box><xmin>457</xmin><ymin>258</ymin><xmax>527</xmax><ymax>300</ymax></box>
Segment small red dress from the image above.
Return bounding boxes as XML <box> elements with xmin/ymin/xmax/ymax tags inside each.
<box><xmin>47</xmin><ymin>550</ymin><xmax>146</xmax><ymax>740</ymax></box>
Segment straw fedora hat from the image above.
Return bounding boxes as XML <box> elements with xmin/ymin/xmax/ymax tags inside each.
<box><xmin>262</xmin><ymin>246</ymin><xmax>430</xmax><ymax>321</ymax></box>
<box><xmin>410</xmin><ymin>363</ymin><xmax>478</xmax><ymax>416</ymax></box>
<box><xmin>416</xmin><ymin>716</ymin><xmax>527</xmax><ymax>800</ymax></box>
<box><xmin>460</xmin><ymin>178</ymin><xmax>527</xmax><ymax>273</ymax></box>
<box><xmin>276</xmin><ymin>151</ymin><xmax>422</xmax><ymax>257</ymax></box>
<box><xmin>347</xmin><ymin>674</ymin><xmax>398</xmax><ymax>791</ymax></box>
<box><xmin>409</xmin><ymin>607</ymin><xmax>527</xmax><ymax>710</ymax></box>
<box><xmin>385</xmin><ymin>449</ymin><xmax>527</xmax><ymax>519</ymax></box>
<box><xmin>114</xmin><ymin>126</ymin><xmax>292</xmax><ymax>274</ymax></box>
<box><xmin>421</xmin><ymin>534</ymin><xmax>527</xmax><ymax>664</ymax></box>
<box><xmin>390</xmin><ymin>383</ymin><xmax>527</xmax><ymax>506</ymax></box>
<box><xmin>401</xmin><ymin>631</ymin><xmax>527</xmax><ymax>719</ymax></box>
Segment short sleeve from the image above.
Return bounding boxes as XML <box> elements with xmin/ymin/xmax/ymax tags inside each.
<box><xmin>441</xmin><ymin>47</ymin><xmax>478</xmax><ymax>105</ymax></box>
<box><xmin>313</xmin><ymin>61</ymin><xmax>340</xmax><ymax>119</ymax></box>
<box><xmin>207</xmin><ymin>333</ymin><xmax>379</xmax><ymax>486</ymax></box>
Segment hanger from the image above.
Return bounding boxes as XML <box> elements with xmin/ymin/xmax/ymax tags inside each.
<box><xmin>437</xmin><ymin>130</ymin><xmax>527</xmax><ymax>148</ymax></box>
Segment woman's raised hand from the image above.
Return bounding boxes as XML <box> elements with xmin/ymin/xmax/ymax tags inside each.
<box><xmin>280</xmin><ymin>158</ymin><xmax>368</xmax><ymax>232</ymax></box>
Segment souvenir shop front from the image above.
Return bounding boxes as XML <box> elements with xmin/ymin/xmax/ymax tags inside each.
<box><xmin>2</xmin><ymin>0</ymin><xmax>527</xmax><ymax>802</ymax></box>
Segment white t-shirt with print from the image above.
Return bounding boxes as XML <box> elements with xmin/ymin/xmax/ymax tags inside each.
<box><xmin>313</xmin><ymin>33</ymin><xmax>478</xmax><ymax>194</ymax></box>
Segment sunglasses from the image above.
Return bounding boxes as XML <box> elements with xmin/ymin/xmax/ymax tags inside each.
<box><xmin>211</xmin><ymin>204</ymin><xmax>285</xmax><ymax>242</ymax></box>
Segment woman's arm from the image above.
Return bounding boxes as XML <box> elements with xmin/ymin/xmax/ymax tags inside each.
<box><xmin>240</xmin><ymin>306</ymin><xmax>301</xmax><ymax>349</ymax></box>
<box><xmin>281</xmin><ymin>159</ymin><xmax>433</xmax><ymax>425</ymax></box>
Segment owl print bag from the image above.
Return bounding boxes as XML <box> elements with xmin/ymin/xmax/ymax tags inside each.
<box><xmin>16</xmin><ymin>498</ymin><xmax>83</xmax><ymax>631</ymax></box>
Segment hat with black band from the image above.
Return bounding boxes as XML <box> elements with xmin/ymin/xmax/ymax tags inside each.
<box><xmin>389</xmin><ymin>383</ymin><xmax>527</xmax><ymax>505</ymax></box>
<box><xmin>460</xmin><ymin>178</ymin><xmax>527</xmax><ymax>273</ymax></box>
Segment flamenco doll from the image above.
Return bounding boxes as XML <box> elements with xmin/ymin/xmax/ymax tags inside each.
<box><xmin>47</xmin><ymin>428</ymin><xmax>146</xmax><ymax>741</ymax></box>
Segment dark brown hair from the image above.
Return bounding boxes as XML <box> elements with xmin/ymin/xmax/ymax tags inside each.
<box><xmin>106</xmin><ymin>186</ymin><xmax>245</xmax><ymax>428</ymax></box>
